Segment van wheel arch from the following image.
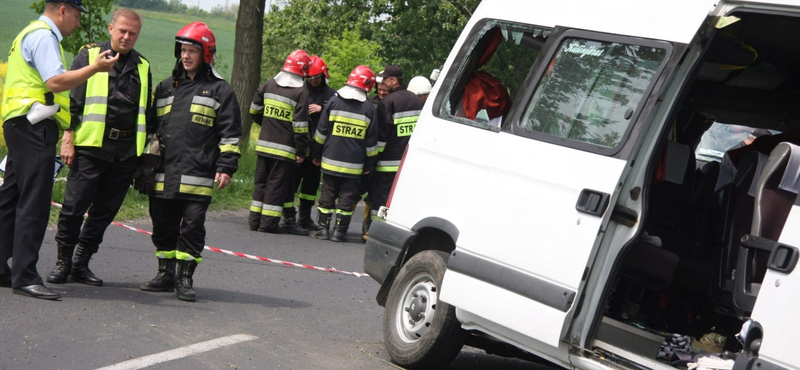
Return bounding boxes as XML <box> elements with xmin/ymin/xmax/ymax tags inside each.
<box><xmin>376</xmin><ymin>219</ymin><xmax>458</xmax><ymax>307</ymax></box>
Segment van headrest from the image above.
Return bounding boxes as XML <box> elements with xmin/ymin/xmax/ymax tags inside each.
<box><xmin>664</xmin><ymin>141</ymin><xmax>691</xmax><ymax>185</ymax></box>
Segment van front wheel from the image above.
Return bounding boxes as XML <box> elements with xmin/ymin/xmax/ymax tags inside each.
<box><xmin>383</xmin><ymin>250</ymin><xmax>466</xmax><ymax>369</ymax></box>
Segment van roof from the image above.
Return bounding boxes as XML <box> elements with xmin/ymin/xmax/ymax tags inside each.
<box><xmin>469</xmin><ymin>0</ymin><xmax>796</xmax><ymax>44</ymax></box>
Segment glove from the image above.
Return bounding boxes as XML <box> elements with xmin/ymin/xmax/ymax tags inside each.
<box><xmin>133</xmin><ymin>154</ymin><xmax>161</xmax><ymax>195</ymax></box>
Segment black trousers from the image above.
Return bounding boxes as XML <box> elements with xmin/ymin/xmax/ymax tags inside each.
<box><xmin>351</xmin><ymin>173</ymin><xmax>371</xmax><ymax>203</ymax></box>
<box><xmin>150</xmin><ymin>197</ymin><xmax>209</xmax><ymax>260</ymax></box>
<box><xmin>369</xmin><ymin>171</ymin><xmax>396</xmax><ymax>212</ymax></box>
<box><xmin>55</xmin><ymin>154</ymin><xmax>139</xmax><ymax>252</ymax></box>
<box><xmin>318</xmin><ymin>174</ymin><xmax>359</xmax><ymax>213</ymax></box>
<box><xmin>0</xmin><ymin>118</ymin><xmax>58</xmax><ymax>288</ymax></box>
<box><xmin>285</xmin><ymin>158</ymin><xmax>321</xmax><ymax>210</ymax></box>
<box><xmin>250</xmin><ymin>156</ymin><xmax>295</xmax><ymax>229</ymax></box>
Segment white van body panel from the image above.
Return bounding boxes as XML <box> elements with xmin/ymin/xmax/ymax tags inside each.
<box><xmin>465</xmin><ymin>0</ymin><xmax>717</xmax><ymax>43</ymax></box>
<box><xmin>748</xmin><ymin>205</ymin><xmax>800</xmax><ymax>368</ymax></box>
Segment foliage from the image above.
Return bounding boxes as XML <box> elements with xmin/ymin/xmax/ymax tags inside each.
<box><xmin>115</xmin><ymin>0</ymin><xmax>237</xmax><ymax>20</ymax></box>
<box><xmin>30</xmin><ymin>0</ymin><xmax>115</xmax><ymax>55</ymax></box>
<box><xmin>371</xmin><ymin>0</ymin><xmax>479</xmax><ymax>79</ymax></box>
<box><xmin>261</xmin><ymin>0</ymin><xmax>373</xmax><ymax>81</ymax></box>
<box><xmin>322</xmin><ymin>29</ymin><xmax>382</xmax><ymax>89</ymax></box>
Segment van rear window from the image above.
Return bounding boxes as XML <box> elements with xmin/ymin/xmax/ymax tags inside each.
<box><xmin>520</xmin><ymin>38</ymin><xmax>667</xmax><ymax>148</ymax></box>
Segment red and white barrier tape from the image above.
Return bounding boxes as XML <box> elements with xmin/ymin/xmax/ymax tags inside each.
<box><xmin>50</xmin><ymin>201</ymin><xmax>370</xmax><ymax>278</ymax></box>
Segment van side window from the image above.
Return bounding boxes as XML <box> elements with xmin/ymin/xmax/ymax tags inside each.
<box><xmin>520</xmin><ymin>39</ymin><xmax>667</xmax><ymax>148</ymax></box>
<box><xmin>435</xmin><ymin>21</ymin><xmax>550</xmax><ymax>130</ymax></box>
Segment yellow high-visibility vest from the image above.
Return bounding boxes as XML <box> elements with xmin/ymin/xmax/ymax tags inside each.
<box><xmin>0</xmin><ymin>20</ymin><xmax>70</xmax><ymax>129</ymax></box>
<box><xmin>74</xmin><ymin>46</ymin><xmax>150</xmax><ymax>156</ymax></box>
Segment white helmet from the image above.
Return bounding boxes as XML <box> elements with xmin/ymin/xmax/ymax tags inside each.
<box><xmin>407</xmin><ymin>76</ymin><xmax>432</xmax><ymax>96</ymax></box>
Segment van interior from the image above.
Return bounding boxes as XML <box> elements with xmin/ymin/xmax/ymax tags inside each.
<box><xmin>600</xmin><ymin>11</ymin><xmax>800</xmax><ymax>367</ymax></box>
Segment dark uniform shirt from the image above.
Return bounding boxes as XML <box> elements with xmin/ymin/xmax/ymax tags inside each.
<box><xmin>306</xmin><ymin>80</ymin><xmax>336</xmax><ymax>139</ymax></box>
<box><xmin>376</xmin><ymin>86</ymin><xmax>422</xmax><ymax>167</ymax></box>
<box><xmin>69</xmin><ymin>40</ymin><xmax>154</xmax><ymax>161</ymax></box>
<box><xmin>152</xmin><ymin>66</ymin><xmax>242</xmax><ymax>203</ymax></box>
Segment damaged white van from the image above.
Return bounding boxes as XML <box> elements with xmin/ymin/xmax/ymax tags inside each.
<box><xmin>364</xmin><ymin>0</ymin><xmax>800</xmax><ymax>369</ymax></box>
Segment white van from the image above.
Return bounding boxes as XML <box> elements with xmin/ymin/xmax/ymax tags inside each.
<box><xmin>363</xmin><ymin>0</ymin><xmax>800</xmax><ymax>369</ymax></box>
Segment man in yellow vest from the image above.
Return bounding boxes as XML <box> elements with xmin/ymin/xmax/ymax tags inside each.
<box><xmin>46</xmin><ymin>9</ymin><xmax>152</xmax><ymax>288</ymax></box>
<box><xmin>0</xmin><ymin>0</ymin><xmax>117</xmax><ymax>300</ymax></box>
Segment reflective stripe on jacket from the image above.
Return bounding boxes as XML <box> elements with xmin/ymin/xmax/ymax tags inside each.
<box><xmin>249</xmin><ymin>78</ymin><xmax>309</xmax><ymax>163</ymax></box>
<box><xmin>311</xmin><ymin>96</ymin><xmax>377</xmax><ymax>178</ymax></box>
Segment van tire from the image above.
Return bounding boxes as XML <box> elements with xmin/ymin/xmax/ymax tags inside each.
<box><xmin>383</xmin><ymin>250</ymin><xmax>466</xmax><ymax>369</ymax></box>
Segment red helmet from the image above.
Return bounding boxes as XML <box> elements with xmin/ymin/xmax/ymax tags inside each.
<box><xmin>282</xmin><ymin>50</ymin><xmax>312</xmax><ymax>77</ymax></box>
<box><xmin>309</xmin><ymin>55</ymin><xmax>329</xmax><ymax>79</ymax></box>
<box><xmin>175</xmin><ymin>22</ymin><xmax>216</xmax><ymax>65</ymax></box>
<box><xmin>346</xmin><ymin>65</ymin><xmax>376</xmax><ymax>92</ymax></box>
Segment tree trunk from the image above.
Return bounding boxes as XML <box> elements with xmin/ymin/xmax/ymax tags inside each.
<box><xmin>231</xmin><ymin>0</ymin><xmax>266</xmax><ymax>145</ymax></box>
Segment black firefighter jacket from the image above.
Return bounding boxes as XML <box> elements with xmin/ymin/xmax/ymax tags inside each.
<box><xmin>151</xmin><ymin>65</ymin><xmax>242</xmax><ymax>203</ymax></box>
<box><xmin>250</xmin><ymin>78</ymin><xmax>309</xmax><ymax>163</ymax></box>
<box><xmin>375</xmin><ymin>86</ymin><xmax>422</xmax><ymax>173</ymax></box>
<box><xmin>311</xmin><ymin>94</ymin><xmax>378</xmax><ymax>178</ymax></box>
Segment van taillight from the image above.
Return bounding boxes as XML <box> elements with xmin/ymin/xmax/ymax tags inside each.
<box><xmin>385</xmin><ymin>145</ymin><xmax>409</xmax><ymax>209</ymax></box>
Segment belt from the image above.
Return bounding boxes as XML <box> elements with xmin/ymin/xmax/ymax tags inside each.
<box><xmin>108</xmin><ymin>128</ymin><xmax>135</xmax><ymax>140</ymax></box>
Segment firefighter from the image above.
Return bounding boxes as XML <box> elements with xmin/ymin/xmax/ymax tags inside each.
<box><xmin>138</xmin><ymin>22</ymin><xmax>242</xmax><ymax>302</ymax></box>
<box><xmin>407</xmin><ymin>76</ymin><xmax>432</xmax><ymax>104</ymax></box>
<box><xmin>309</xmin><ymin>66</ymin><xmax>378</xmax><ymax>242</ymax></box>
<box><xmin>47</xmin><ymin>9</ymin><xmax>153</xmax><ymax>288</ymax></box>
<box><xmin>248</xmin><ymin>50</ymin><xmax>311</xmax><ymax>233</ymax></box>
<box><xmin>281</xmin><ymin>55</ymin><xmax>336</xmax><ymax>233</ymax></box>
<box><xmin>0</xmin><ymin>0</ymin><xmax>118</xmax><ymax>300</ymax></box>
<box><xmin>366</xmin><ymin>65</ymin><xmax>422</xmax><ymax>242</ymax></box>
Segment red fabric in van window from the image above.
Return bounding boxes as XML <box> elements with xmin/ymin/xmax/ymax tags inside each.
<box><xmin>462</xmin><ymin>71</ymin><xmax>511</xmax><ymax>120</ymax></box>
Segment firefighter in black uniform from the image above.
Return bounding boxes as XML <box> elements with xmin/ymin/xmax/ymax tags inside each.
<box><xmin>249</xmin><ymin>50</ymin><xmax>311</xmax><ymax>233</ymax></box>
<box><xmin>138</xmin><ymin>22</ymin><xmax>242</xmax><ymax>302</ymax></box>
<box><xmin>309</xmin><ymin>66</ymin><xmax>378</xmax><ymax>242</ymax></box>
<box><xmin>47</xmin><ymin>9</ymin><xmax>153</xmax><ymax>287</ymax></box>
<box><xmin>280</xmin><ymin>55</ymin><xmax>336</xmax><ymax>233</ymax></box>
<box><xmin>367</xmin><ymin>65</ymin><xmax>422</xmax><ymax>241</ymax></box>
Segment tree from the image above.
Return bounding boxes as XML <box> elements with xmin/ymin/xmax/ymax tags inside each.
<box><xmin>322</xmin><ymin>28</ymin><xmax>382</xmax><ymax>89</ymax></box>
<box><xmin>231</xmin><ymin>0</ymin><xmax>266</xmax><ymax>144</ymax></box>
<box><xmin>371</xmin><ymin>0</ymin><xmax>479</xmax><ymax>79</ymax></box>
<box><xmin>30</xmin><ymin>0</ymin><xmax>114</xmax><ymax>55</ymax></box>
<box><xmin>261</xmin><ymin>0</ymin><xmax>373</xmax><ymax>81</ymax></box>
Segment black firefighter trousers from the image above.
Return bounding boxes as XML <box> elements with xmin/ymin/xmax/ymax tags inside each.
<box><xmin>250</xmin><ymin>156</ymin><xmax>295</xmax><ymax>230</ymax></box>
<box><xmin>55</xmin><ymin>154</ymin><xmax>139</xmax><ymax>253</ymax></box>
<box><xmin>150</xmin><ymin>197</ymin><xmax>209</xmax><ymax>260</ymax></box>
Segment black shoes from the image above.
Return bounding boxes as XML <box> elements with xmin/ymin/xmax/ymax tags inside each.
<box><xmin>13</xmin><ymin>284</ymin><xmax>61</xmax><ymax>300</ymax></box>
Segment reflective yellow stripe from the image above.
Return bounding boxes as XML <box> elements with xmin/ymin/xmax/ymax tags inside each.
<box><xmin>219</xmin><ymin>144</ymin><xmax>241</xmax><ymax>154</ymax></box>
<box><xmin>298</xmin><ymin>193</ymin><xmax>316</xmax><ymax>201</ymax></box>
<box><xmin>250</xmin><ymin>205</ymin><xmax>262</xmax><ymax>213</ymax></box>
<box><xmin>283</xmin><ymin>202</ymin><xmax>294</xmax><ymax>208</ymax></box>
<box><xmin>376</xmin><ymin>166</ymin><xmax>399</xmax><ymax>172</ymax></box>
<box><xmin>157</xmin><ymin>105</ymin><xmax>172</xmax><ymax>116</ymax></box>
<box><xmin>321</xmin><ymin>162</ymin><xmax>362</xmax><ymax>175</ymax></box>
<box><xmin>155</xmin><ymin>250</ymin><xmax>177</xmax><ymax>259</ymax></box>
<box><xmin>179</xmin><ymin>184</ymin><xmax>213</xmax><ymax>196</ymax></box>
<box><xmin>154</xmin><ymin>182</ymin><xmax>164</xmax><ymax>191</ymax></box>
<box><xmin>175</xmin><ymin>251</ymin><xmax>202</xmax><ymax>263</ymax></box>
<box><xmin>261</xmin><ymin>208</ymin><xmax>282</xmax><ymax>217</ymax></box>
<box><xmin>318</xmin><ymin>207</ymin><xmax>333</xmax><ymax>214</ymax></box>
<box><xmin>336</xmin><ymin>209</ymin><xmax>354</xmax><ymax>216</ymax></box>
<box><xmin>255</xmin><ymin>146</ymin><xmax>296</xmax><ymax>161</ymax></box>
<box><xmin>330</xmin><ymin>115</ymin><xmax>368</xmax><ymax>127</ymax></box>
<box><xmin>190</xmin><ymin>104</ymin><xmax>217</xmax><ymax>118</ymax></box>
<box><xmin>314</xmin><ymin>134</ymin><xmax>325</xmax><ymax>144</ymax></box>
<box><xmin>394</xmin><ymin>116</ymin><xmax>418</xmax><ymax>124</ymax></box>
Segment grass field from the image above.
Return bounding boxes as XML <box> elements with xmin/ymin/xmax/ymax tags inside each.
<box><xmin>0</xmin><ymin>0</ymin><xmax>236</xmax><ymax>83</ymax></box>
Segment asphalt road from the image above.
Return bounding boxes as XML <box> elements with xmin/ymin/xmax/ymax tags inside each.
<box><xmin>0</xmin><ymin>205</ymin><xmax>549</xmax><ymax>370</ymax></box>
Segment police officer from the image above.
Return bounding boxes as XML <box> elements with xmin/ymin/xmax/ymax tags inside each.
<box><xmin>139</xmin><ymin>22</ymin><xmax>242</xmax><ymax>302</ymax></box>
<box><xmin>46</xmin><ymin>8</ymin><xmax>153</xmax><ymax>287</ymax></box>
<box><xmin>0</xmin><ymin>0</ymin><xmax>117</xmax><ymax>300</ymax></box>
<box><xmin>248</xmin><ymin>50</ymin><xmax>310</xmax><ymax>233</ymax></box>
<box><xmin>310</xmin><ymin>66</ymin><xmax>378</xmax><ymax>242</ymax></box>
<box><xmin>366</xmin><ymin>65</ymin><xmax>422</xmax><ymax>242</ymax></box>
<box><xmin>284</xmin><ymin>55</ymin><xmax>336</xmax><ymax>232</ymax></box>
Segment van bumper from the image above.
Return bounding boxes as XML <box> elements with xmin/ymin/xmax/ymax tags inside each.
<box><xmin>363</xmin><ymin>220</ymin><xmax>416</xmax><ymax>285</ymax></box>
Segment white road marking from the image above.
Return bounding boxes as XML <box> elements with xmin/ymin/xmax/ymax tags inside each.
<box><xmin>95</xmin><ymin>334</ymin><xmax>258</xmax><ymax>370</ymax></box>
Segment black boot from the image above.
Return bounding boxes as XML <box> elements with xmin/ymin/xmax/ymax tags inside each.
<box><xmin>140</xmin><ymin>258</ymin><xmax>177</xmax><ymax>292</ymax></box>
<box><xmin>248</xmin><ymin>209</ymin><xmax>261</xmax><ymax>231</ymax></box>
<box><xmin>46</xmin><ymin>244</ymin><xmax>75</xmax><ymax>284</ymax></box>
<box><xmin>175</xmin><ymin>260</ymin><xmax>198</xmax><ymax>302</ymax></box>
<box><xmin>309</xmin><ymin>212</ymin><xmax>331</xmax><ymax>240</ymax></box>
<box><xmin>70</xmin><ymin>244</ymin><xmax>103</xmax><ymax>286</ymax></box>
<box><xmin>297</xmin><ymin>203</ymin><xmax>316</xmax><ymax>230</ymax></box>
<box><xmin>280</xmin><ymin>208</ymin><xmax>309</xmax><ymax>235</ymax></box>
<box><xmin>331</xmin><ymin>214</ymin><xmax>352</xmax><ymax>242</ymax></box>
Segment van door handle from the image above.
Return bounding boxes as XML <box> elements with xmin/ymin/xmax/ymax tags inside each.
<box><xmin>576</xmin><ymin>189</ymin><xmax>610</xmax><ymax>217</ymax></box>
